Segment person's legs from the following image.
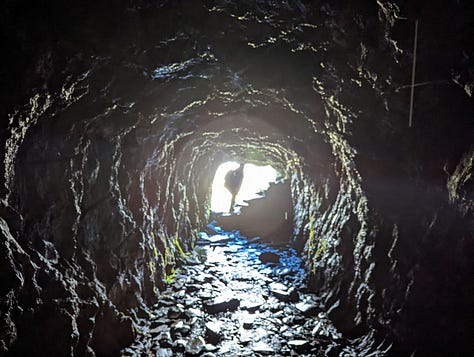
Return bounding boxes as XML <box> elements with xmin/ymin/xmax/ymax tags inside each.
<box><xmin>229</xmin><ymin>194</ymin><xmax>236</xmax><ymax>213</ymax></box>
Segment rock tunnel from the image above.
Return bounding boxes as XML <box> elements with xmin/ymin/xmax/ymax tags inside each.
<box><xmin>0</xmin><ymin>0</ymin><xmax>472</xmax><ymax>356</ymax></box>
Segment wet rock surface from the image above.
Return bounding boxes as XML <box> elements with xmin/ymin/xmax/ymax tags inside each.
<box><xmin>123</xmin><ymin>224</ymin><xmax>365</xmax><ymax>356</ymax></box>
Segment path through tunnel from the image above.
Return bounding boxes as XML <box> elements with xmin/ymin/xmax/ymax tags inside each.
<box><xmin>0</xmin><ymin>1</ymin><xmax>472</xmax><ymax>356</ymax></box>
<box><xmin>125</xmin><ymin>221</ymin><xmax>366</xmax><ymax>356</ymax></box>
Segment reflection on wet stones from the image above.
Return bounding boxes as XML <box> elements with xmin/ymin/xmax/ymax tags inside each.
<box><xmin>123</xmin><ymin>225</ymin><xmax>353</xmax><ymax>356</ymax></box>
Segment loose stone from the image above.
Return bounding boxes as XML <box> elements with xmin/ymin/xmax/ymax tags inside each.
<box><xmin>242</xmin><ymin>314</ymin><xmax>256</xmax><ymax>329</ymax></box>
<box><xmin>288</xmin><ymin>339</ymin><xmax>311</xmax><ymax>353</ymax></box>
<box><xmin>149</xmin><ymin>324</ymin><xmax>169</xmax><ymax>336</ymax></box>
<box><xmin>204</xmin><ymin>296</ymin><xmax>240</xmax><ymax>314</ymax></box>
<box><xmin>205</xmin><ymin>320</ymin><xmax>223</xmax><ymax>344</ymax></box>
<box><xmin>185</xmin><ymin>336</ymin><xmax>206</xmax><ymax>356</ymax></box>
<box><xmin>172</xmin><ymin>339</ymin><xmax>186</xmax><ymax>352</ymax></box>
<box><xmin>269</xmin><ymin>282</ymin><xmax>299</xmax><ymax>302</ymax></box>
<box><xmin>157</xmin><ymin>331</ymin><xmax>172</xmax><ymax>347</ymax></box>
<box><xmin>295</xmin><ymin>301</ymin><xmax>319</xmax><ymax>316</ymax></box>
<box><xmin>167</xmin><ymin>305</ymin><xmax>184</xmax><ymax>319</ymax></box>
<box><xmin>252</xmin><ymin>341</ymin><xmax>274</xmax><ymax>354</ymax></box>
<box><xmin>155</xmin><ymin>348</ymin><xmax>173</xmax><ymax>357</ymax></box>
<box><xmin>259</xmin><ymin>251</ymin><xmax>281</xmax><ymax>264</ymax></box>
<box><xmin>241</xmin><ymin>298</ymin><xmax>264</xmax><ymax>312</ymax></box>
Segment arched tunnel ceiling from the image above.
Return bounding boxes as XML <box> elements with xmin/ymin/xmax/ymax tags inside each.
<box><xmin>0</xmin><ymin>0</ymin><xmax>472</xmax><ymax>356</ymax></box>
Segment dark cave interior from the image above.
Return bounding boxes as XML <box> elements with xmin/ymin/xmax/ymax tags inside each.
<box><xmin>0</xmin><ymin>0</ymin><xmax>472</xmax><ymax>356</ymax></box>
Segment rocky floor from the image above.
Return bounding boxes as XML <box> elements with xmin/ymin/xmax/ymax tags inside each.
<box><xmin>122</xmin><ymin>223</ymin><xmax>369</xmax><ymax>356</ymax></box>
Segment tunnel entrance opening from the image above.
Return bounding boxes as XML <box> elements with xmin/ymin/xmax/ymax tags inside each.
<box><xmin>210</xmin><ymin>161</ymin><xmax>279</xmax><ymax>214</ymax></box>
<box><xmin>208</xmin><ymin>160</ymin><xmax>294</xmax><ymax>246</ymax></box>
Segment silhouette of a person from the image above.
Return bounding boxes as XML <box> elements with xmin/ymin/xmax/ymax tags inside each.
<box><xmin>224</xmin><ymin>163</ymin><xmax>245</xmax><ymax>213</ymax></box>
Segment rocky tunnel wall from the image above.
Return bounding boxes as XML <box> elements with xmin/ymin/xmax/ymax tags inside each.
<box><xmin>0</xmin><ymin>0</ymin><xmax>472</xmax><ymax>356</ymax></box>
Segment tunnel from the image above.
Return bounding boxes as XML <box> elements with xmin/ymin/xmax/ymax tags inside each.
<box><xmin>0</xmin><ymin>0</ymin><xmax>472</xmax><ymax>356</ymax></box>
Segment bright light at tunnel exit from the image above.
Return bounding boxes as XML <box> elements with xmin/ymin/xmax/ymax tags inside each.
<box><xmin>211</xmin><ymin>162</ymin><xmax>279</xmax><ymax>213</ymax></box>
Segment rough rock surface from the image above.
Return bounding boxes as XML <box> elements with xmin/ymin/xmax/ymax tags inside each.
<box><xmin>0</xmin><ymin>0</ymin><xmax>472</xmax><ymax>355</ymax></box>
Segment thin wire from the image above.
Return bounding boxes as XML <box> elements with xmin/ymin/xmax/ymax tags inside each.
<box><xmin>409</xmin><ymin>20</ymin><xmax>419</xmax><ymax>128</ymax></box>
<box><xmin>395</xmin><ymin>79</ymin><xmax>449</xmax><ymax>92</ymax></box>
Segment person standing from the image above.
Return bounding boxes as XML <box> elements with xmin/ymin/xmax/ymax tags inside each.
<box><xmin>224</xmin><ymin>163</ymin><xmax>245</xmax><ymax>213</ymax></box>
